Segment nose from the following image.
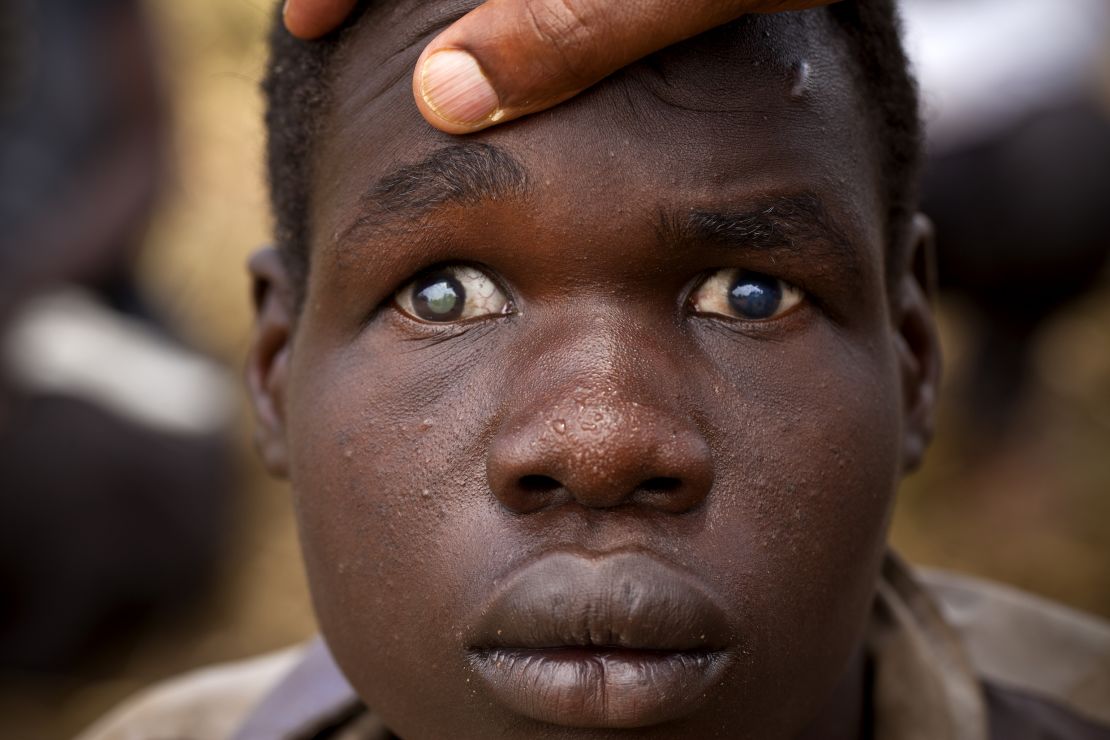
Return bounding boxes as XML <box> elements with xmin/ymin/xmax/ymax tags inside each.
<box><xmin>487</xmin><ymin>391</ymin><xmax>714</xmax><ymax>515</ymax></box>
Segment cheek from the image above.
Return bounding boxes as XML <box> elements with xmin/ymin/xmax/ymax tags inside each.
<box><xmin>285</xmin><ymin>331</ymin><xmax>503</xmax><ymax>724</ymax></box>
<box><xmin>693</xmin><ymin>324</ymin><xmax>901</xmax><ymax>721</ymax></box>
<box><xmin>704</xmin><ymin>330</ymin><xmax>901</xmax><ymax>562</ymax></box>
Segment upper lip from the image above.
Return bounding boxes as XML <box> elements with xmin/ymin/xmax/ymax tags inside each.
<box><xmin>467</xmin><ymin>549</ymin><xmax>731</xmax><ymax>654</ymax></box>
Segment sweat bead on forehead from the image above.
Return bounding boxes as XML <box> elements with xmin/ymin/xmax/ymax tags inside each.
<box><xmin>262</xmin><ymin>1</ymin><xmax>925</xmax><ymax>738</ymax></box>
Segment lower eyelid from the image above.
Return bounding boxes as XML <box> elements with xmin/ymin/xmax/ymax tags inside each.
<box><xmin>696</xmin><ymin>300</ymin><xmax>813</xmax><ymax>342</ymax></box>
<box><xmin>386</xmin><ymin>303</ymin><xmax>493</xmax><ymax>340</ymax></box>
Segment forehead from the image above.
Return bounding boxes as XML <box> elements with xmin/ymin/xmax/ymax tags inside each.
<box><xmin>311</xmin><ymin>1</ymin><xmax>883</xmax><ymax>268</ymax></box>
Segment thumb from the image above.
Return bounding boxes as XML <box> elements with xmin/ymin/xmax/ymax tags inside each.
<box><xmin>413</xmin><ymin>0</ymin><xmax>836</xmax><ymax>134</ymax></box>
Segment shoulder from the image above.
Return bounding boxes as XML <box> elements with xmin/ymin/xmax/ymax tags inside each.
<box><xmin>920</xmin><ymin>568</ymin><xmax>1110</xmax><ymax>737</ymax></box>
<box><xmin>75</xmin><ymin>644</ymin><xmax>307</xmax><ymax>740</ymax></box>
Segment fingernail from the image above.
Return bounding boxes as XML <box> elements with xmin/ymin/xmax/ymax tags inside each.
<box><xmin>420</xmin><ymin>50</ymin><xmax>500</xmax><ymax>125</ymax></box>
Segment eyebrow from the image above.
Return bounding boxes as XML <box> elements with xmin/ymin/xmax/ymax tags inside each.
<box><xmin>334</xmin><ymin>143</ymin><xmax>530</xmax><ymax>252</ymax></box>
<box><xmin>334</xmin><ymin>149</ymin><xmax>862</xmax><ymax>276</ymax></box>
<box><xmin>658</xmin><ymin>192</ymin><xmax>863</xmax><ymax>277</ymax></box>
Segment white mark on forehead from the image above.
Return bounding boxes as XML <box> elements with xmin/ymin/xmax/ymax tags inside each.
<box><xmin>789</xmin><ymin>60</ymin><xmax>813</xmax><ymax>100</ymax></box>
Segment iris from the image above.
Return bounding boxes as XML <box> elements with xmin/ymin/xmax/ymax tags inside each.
<box><xmin>728</xmin><ymin>272</ymin><xmax>782</xmax><ymax>320</ymax></box>
<box><xmin>413</xmin><ymin>272</ymin><xmax>465</xmax><ymax>321</ymax></box>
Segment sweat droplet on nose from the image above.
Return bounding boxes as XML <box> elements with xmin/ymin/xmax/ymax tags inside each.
<box><xmin>550</xmin><ymin>419</ymin><xmax>566</xmax><ymax>434</ymax></box>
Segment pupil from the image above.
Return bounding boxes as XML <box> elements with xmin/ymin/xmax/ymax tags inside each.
<box><xmin>413</xmin><ymin>273</ymin><xmax>465</xmax><ymax>321</ymax></box>
<box><xmin>728</xmin><ymin>272</ymin><xmax>782</xmax><ymax>319</ymax></box>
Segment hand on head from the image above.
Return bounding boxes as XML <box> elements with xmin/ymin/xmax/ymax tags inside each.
<box><xmin>282</xmin><ymin>0</ymin><xmax>839</xmax><ymax>133</ymax></box>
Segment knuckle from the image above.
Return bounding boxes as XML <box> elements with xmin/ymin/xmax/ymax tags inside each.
<box><xmin>521</xmin><ymin>0</ymin><xmax>597</xmax><ymax>86</ymax></box>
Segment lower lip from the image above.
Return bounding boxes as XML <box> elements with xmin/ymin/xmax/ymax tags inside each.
<box><xmin>468</xmin><ymin>646</ymin><xmax>729</xmax><ymax>728</ymax></box>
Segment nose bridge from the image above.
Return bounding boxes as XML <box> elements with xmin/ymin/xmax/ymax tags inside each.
<box><xmin>519</xmin><ymin>311</ymin><xmax>678</xmax><ymax>443</ymax></box>
<box><xmin>487</xmin><ymin>317</ymin><xmax>713</xmax><ymax>514</ymax></box>
<box><xmin>538</xmin><ymin>308</ymin><xmax>671</xmax><ymax>404</ymax></box>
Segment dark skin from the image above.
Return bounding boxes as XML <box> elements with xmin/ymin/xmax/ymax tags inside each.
<box><xmin>284</xmin><ymin>0</ymin><xmax>837</xmax><ymax>133</ymax></box>
<box><xmin>248</xmin><ymin>4</ymin><xmax>940</xmax><ymax>738</ymax></box>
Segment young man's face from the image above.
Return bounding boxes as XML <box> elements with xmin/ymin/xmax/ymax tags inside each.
<box><xmin>250</xmin><ymin>3</ymin><xmax>938</xmax><ymax>738</ymax></box>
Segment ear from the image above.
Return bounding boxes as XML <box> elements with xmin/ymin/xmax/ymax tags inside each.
<box><xmin>246</xmin><ymin>247</ymin><xmax>296</xmax><ymax>478</ymax></box>
<box><xmin>893</xmin><ymin>214</ymin><xmax>942</xmax><ymax>473</ymax></box>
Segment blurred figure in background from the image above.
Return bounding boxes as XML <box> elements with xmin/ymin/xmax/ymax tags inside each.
<box><xmin>0</xmin><ymin>0</ymin><xmax>235</xmax><ymax>671</ymax></box>
<box><xmin>902</xmin><ymin>0</ymin><xmax>1110</xmax><ymax>434</ymax></box>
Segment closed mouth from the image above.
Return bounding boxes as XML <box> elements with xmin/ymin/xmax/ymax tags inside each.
<box><xmin>465</xmin><ymin>550</ymin><xmax>735</xmax><ymax>729</ymax></box>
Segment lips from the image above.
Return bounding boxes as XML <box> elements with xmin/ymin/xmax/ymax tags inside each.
<box><xmin>465</xmin><ymin>550</ymin><xmax>734</xmax><ymax>728</ymax></box>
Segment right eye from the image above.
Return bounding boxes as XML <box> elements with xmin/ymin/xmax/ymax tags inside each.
<box><xmin>394</xmin><ymin>266</ymin><xmax>511</xmax><ymax>323</ymax></box>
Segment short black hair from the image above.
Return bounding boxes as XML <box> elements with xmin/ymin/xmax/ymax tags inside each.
<box><xmin>263</xmin><ymin>0</ymin><xmax>921</xmax><ymax>291</ymax></box>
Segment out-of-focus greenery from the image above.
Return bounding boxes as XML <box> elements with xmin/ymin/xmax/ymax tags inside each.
<box><xmin>1</xmin><ymin>1</ymin><xmax>1108</xmax><ymax>738</ymax></box>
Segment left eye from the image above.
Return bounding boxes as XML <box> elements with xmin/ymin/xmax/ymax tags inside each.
<box><xmin>394</xmin><ymin>265</ymin><xmax>511</xmax><ymax>323</ymax></box>
<box><xmin>690</xmin><ymin>269</ymin><xmax>804</xmax><ymax>321</ymax></box>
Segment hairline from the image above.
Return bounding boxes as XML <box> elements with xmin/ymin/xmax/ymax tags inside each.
<box><xmin>264</xmin><ymin>1</ymin><xmax>921</xmax><ymax>300</ymax></box>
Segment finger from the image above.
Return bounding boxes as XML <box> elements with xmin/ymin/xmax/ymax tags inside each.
<box><xmin>413</xmin><ymin>0</ymin><xmax>838</xmax><ymax>134</ymax></box>
<box><xmin>283</xmin><ymin>0</ymin><xmax>358</xmax><ymax>40</ymax></box>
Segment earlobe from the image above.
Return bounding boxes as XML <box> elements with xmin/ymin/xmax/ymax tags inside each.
<box><xmin>894</xmin><ymin>214</ymin><xmax>942</xmax><ymax>473</ymax></box>
<box><xmin>246</xmin><ymin>247</ymin><xmax>295</xmax><ymax>478</ymax></box>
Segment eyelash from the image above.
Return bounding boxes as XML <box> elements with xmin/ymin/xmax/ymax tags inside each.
<box><xmin>382</xmin><ymin>263</ymin><xmax>813</xmax><ymax>336</ymax></box>
<box><xmin>381</xmin><ymin>299</ymin><xmax>504</xmax><ymax>346</ymax></box>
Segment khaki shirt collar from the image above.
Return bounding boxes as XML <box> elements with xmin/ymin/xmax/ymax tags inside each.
<box><xmin>870</xmin><ymin>553</ymin><xmax>988</xmax><ymax>740</ymax></box>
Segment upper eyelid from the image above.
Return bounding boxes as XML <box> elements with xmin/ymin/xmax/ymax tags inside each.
<box><xmin>689</xmin><ymin>268</ymin><xmax>804</xmax><ymax>295</ymax></box>
<box><xmin>394</xmin><ymin>262</ymin><xmax>509</xmax><ymax>297</ymax></box>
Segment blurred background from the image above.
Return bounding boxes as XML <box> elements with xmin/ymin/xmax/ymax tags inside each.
<box><xmin>0</xmin><ymin>0</ymin><xmax>1107</xmax><ymax>737</ymax></box>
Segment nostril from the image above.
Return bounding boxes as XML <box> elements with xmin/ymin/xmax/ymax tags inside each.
<box><xmin>639</xmin><ymin>477</ymin><xmax>682</xmax><ymax>493</ymax></box>
<box><xmin>519</xmin><ymin>475</ymin><xmax>561</xmax><ymax>495</ymax></box>
<box><xmin>633</xmin><ymin>476</ymin><xmax>706</xmax><ymax>514</ymax></box>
